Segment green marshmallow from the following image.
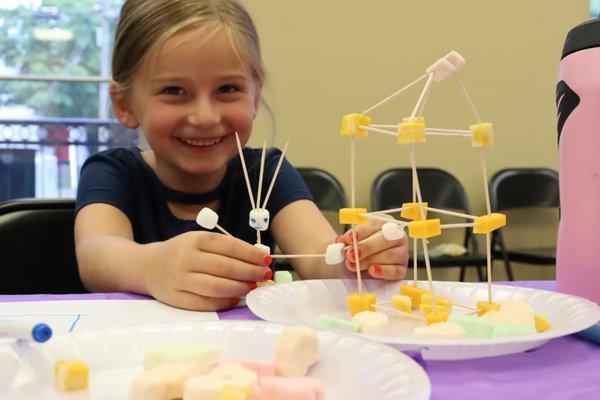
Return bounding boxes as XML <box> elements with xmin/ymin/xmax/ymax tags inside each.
<box><xmin>491</xmin><ymin>324</ymin><xmax>537</xmax><ymax>338</ymax></box>
<box><xmin>274</xmin><ymin>271</ymin><xmax>293</xmax><ymax>284</ymax></box>
<box><xmin>143</xmin><ymin>343</ymin><xmax>220</xmax><ymax>372</ymax></box>
<box><xmin>316</xmin><ymin>314</ymin><xmax>360</xmax><ymax>333</ymax></box>
<box><xmin>448</xmin><ymin>314</ymin><xmax>494</xmax><ymax>338</ymax></box>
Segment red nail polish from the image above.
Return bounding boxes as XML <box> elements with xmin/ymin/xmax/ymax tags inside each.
<box><xmin>248</xmin><ymin>282</ymin><xmax>257</xmax><ymax>290</ymax></box>
<box><xmin>372</xmin><ymin>264</ymin><xmax>382</xmax><ymax>275</ymax></box>
<box><xmin>348</xmin><ymin>261</ymin><xmax>356</xmax><ymax>271</ymax></box>
<box><xmin>347</xmin><ymin>250</ymin><xmax>355</xmax><ymax>262</ymax></box>
<box><xmin>263</xmin><ymin>255</ymin><xmax>273</xmax><ymax>266</ymax></box>
<box><xmin>263</xmin><ymin>269</ymin><xmax>273</xmax><ymax>280</ymax></box>
<box><xmin>230</xmin><ymin>298</ymin><xmax>240</xmax><ymax>307</ymax></box>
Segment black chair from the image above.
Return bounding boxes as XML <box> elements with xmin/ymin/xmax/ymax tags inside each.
<box><xmin>297</xmin><ymin>167</ymin><xmax>348</xmax><ymax>213</ymax></box>
<box><xmin>489</xmin><ymin>168</ymin><xmax>559</xmax><ymax>281</ymax></box>
<box><xmin>371</xmin><ymin>168</ymin><xmax>487</xmax><ymax>281</ymax></box>
<box><xmin>0</xmin><ymin>198</ymin><xmax>87</xmax><ymax>294</ymax></box>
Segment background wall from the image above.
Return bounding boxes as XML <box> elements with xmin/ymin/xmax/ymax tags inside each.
<box><xmin>245</xmin><ymin>0</ymin><xmax>588</xmax><ymax>280</ymax></box>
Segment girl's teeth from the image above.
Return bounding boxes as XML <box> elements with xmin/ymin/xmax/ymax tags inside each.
<box><xmin>180</xmin><ymin>137</ymin><xmax>222</xmax><ymax>147</ymax></box>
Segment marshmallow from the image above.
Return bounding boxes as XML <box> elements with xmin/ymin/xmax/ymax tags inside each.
<box><xmin>413</xmin><ymin>322</ymin><xmax>467</xmax><ymax>338</ymax></box>
<box><xmin>275</xmin><ymin>326</ymin><xmax>319</xmax><ymax>377</ymax></box>
<box><xmin>196</xmin><ymin>207</ymin><xmax>219</xmax><ymax>229</ymax></box>
<box><xmin>444</xmin><ymin>50</ymin><xmax>466</xmax><ymax>72</ymax></box>
<box><xmin>143</xmin><ymin>343</ymin><xmax>220</xmax><ymax>372</ymax></box>
<box><xmin>491</xmin><ymin>324</ymin><xmax>537</xmax><ymax>338</ymax></box>
<box><xmin>249</xmin><ymin>208</ymin><xmax>270</xmax><ymax>231</ymax></box>
<box><xmin>254</xmin><ymin>243</ymin><xmax>271</xmax><ymax>255</ymax></box>
<box><xmin>274</xmin><ymin>271</ymin><xmax>293</xmax><ymax>284</ymax></box>
<box><xmin>447</xmin><ymin>314</ymin><xmax>494</xmax><ymax>338</ymax></box>
<box><xmin>211</xmin><ymin>359</ymin><xmax>277</xmax><ymax>377</ymax></box>
<box><xmin>257</xmin><ymin>376</ymin><xmax>324</xmax><ymax>400</ymax></box>
<box><xmin>500</xmin><ymin>301</ymin><xmax>535</xmax><ymax>318</ymax></box>
<box><xmin>352</xmin><ymin>311</ymin><xmax>389</xmax><ymax>334</ymax></box>
<box><xmin>131</xmin><ymin>363</ymin><xmax>200</xmax><ymax>400</ymax></box>
<box><xmin>316</xmin><ymin>314</ymin><xmax>360</xmax><ymax>333</ymax></box>
<box><xmin>209</xmin><ymin>363</ymin><xmax>258</xmax><ymax>391</ymax></box>
<box><xmin>381</xmin><ymin>222</ymin><xmax>406</xmax><ymax>241</ymax></box>
<box><xmin>324</xmin><ymin>243</ymin><xmax>345</xmax><ymax>265</ymax></box>
<box><xmin>426</xmin><ymin>58</ymin><xmax>456</xmax><ymax>82</ymax></box>
<box><xmin>183</xmin><ymin>374</ymin><xmax>227</xmax><ymax>400</ymax></box>
<box><xmin>481</xmin><ymin>311</ymin><xmax>535</xmax><ymax>327</ymax></box>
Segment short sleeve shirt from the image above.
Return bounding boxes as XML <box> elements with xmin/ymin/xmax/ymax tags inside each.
<box><xmin>75</xmin><ymin>146</ymin><xmax>313</xmax><ymax>251</ymax></box>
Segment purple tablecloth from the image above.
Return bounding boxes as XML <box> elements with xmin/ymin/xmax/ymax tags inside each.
<box><xmin>2</xmin><ymin>281</ymin><xmax>598</xmax><ymax>400</ymax></box>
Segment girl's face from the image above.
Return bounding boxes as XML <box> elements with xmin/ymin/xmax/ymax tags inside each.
<box><xmin>112</xmin><ymin>26</ymin><xmax>260</xmax><ymax>190</ymax></box>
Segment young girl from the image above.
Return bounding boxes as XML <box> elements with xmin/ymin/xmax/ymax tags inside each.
<box><xmin>75</xmin><ymin>0</ymin><xmax>408</xmax><ymax>311</ymax></box>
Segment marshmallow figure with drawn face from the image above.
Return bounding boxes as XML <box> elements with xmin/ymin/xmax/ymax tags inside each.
<box><xmin>249</xmin><ymin>208</ymin><xmax>270</xmax><ymax>231</ymax></box>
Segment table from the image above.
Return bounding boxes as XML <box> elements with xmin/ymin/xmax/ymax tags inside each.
<box><xmin>2</xmin><ymin>281</ymin><xmax>599</xmax><ymax>400</ymax></box>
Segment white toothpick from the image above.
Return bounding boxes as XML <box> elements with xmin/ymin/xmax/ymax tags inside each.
<box><xmin>425</xmin><ymin>131</ymin><xmax>472</xmax><ymax>138</ymax></box>
<box><xmin>256</xmin><ymin>140</ymin><xmax>267</xmax><ymax>208</ymax></box>
<box><xmin>426</xmin><ymin>207</ymin><xmax>477</xmax><ymax>220</ymax></box>
<box><xmin>454</xmin><ymin>73</ymin><xmax>482</xmax><ymax>123</ymax></box>
<box><xmin>215</xmin><ymin>224</ymin><xmax>233</xmax><ymax>236</ymax></box>
<box><xmin>362</xmin><ymin>73</ymin><xmax>428</xmax><ymax>114</ymax></box>
<box><xmin>410</xmin><ymin>73</ymin><xmax>434</xmax><ymax>120</ymax></box>
<box><xmin>261</xmin><ymin>140</ymin><xmax>290</xmax><ymax>209</ymax></box>
<box><xmin>359</xmin><ymin>125</ymin><xmax>397</xmax><ymax>138</ymax></box>
<box><xmin>271</xmin><ymin>254</ymin><xmax>326</xmax><ymax>259</ymax></box>
<box><xmin>235</xmin><ymin>132</ymin><xmax>256</xmax><ymax>210</ymax></box>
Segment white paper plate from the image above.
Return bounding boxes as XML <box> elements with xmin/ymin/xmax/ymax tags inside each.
<box><xmin>1</xmin><ymin>320</ymin><xmax>430</xmax><ymax>400</ymax></box>
<box><xmin>246</xmin><ymin>279</ymin><xmax>600</xmax><ymax>360</ymax></box>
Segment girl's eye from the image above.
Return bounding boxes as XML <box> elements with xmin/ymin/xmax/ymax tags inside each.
<box><xmin>218</xmin><ymin>84</ymin><xmax>241</xmax><ymax>94</ymax></box>
<box><xmin>162</xmin><ymin>86</ymin><xmax>185</xmax><ymax>95</ymax></box>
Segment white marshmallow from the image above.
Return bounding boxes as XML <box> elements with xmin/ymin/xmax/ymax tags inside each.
<box><xmin>381</xmin><ymin>222</ymin><xmax>406</xmax><ymax>241</ymax></box>
<box><xmin>500</xmin><ymin>301</ymin><xmax>534</xmax><ymax>318</ymax></box>
<box><xmin>209</xmin><ymin>363</ymin><xmax>258</xmax><ymax>390</ymax></box>
<box><xmin>143</xmin><ymin>343</ymin><xmax>220</xmax><ymax>372</ymax></box>
<box><xmin>254</xmin><ymin>243</ymin><xmax>271</xmax><ymax>255</ymax></box>
<box><xmin>325</xmin><ymin>243</ymin><xmax>345</xmax><ymax>265</ymax></box>
<box><xmin>413</xmin><ymin>322</ymin><xmax>467</xmax><ymax>338</ymax></box>
<box><xmin>131</xmin><ymin>363</ymin><xmax>200</xmax><ymax>400</ymax></box>
<box><xmin>249</xmin><ymin>208</ymin><xmax>270</xmax><ymax>231</ymax></box>
<box><xmin>426</xmin><ymin>58</ymin><xmax>456</xmax><ymax>82</ymax></box>
<box><xmin>482</xmin><ymin>310</ymin><xmax>535</xmax><ymax>327</ymax></box>
<box><xmin>352</xmin><ymin>311</ymin><xmax>389</xmax><ymax>334</ymax></box>
<box><xmin>196</xmin><ymin>207</ymin><xmax>219</xmax><ymax>229</ymax></box>
<box><xmin>444</xmin><ymin>50</ymin><xmax>466</xmax><ymax>72</ymax></box>
<box><xmin>183</xmin><ymin>375</ymin><xmax>227</xmax><ymax>400</ymax></box>
<box><xmin>275</xmin><ymin>326</ymin><xmax>320</xmax><ymax>377</ymax></box>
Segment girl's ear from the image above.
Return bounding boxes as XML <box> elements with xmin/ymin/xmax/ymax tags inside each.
<box><xmin>253</xmin><ymin>91</ymin><xmax>261</xmax><ymax>120</ymax></box>
<box><xmin>109</xmin><ymin>82</ymin><xmax>140</xmax><ymax>129</ymax></box>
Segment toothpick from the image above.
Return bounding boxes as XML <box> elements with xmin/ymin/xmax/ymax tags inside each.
<box><xmin>425</xmin><ymin>131</ymin><xmax>472</xmax><ymax>138</ymax></box>
<box><xmin>234</xmin><ymin>133</ymin><xmax>256</xmax><ymax>209</ymax></box>
<box><xmin>271</xmin><ymin>254</ymin><xmax>326</xmax><ymax>259</ymax></box>
<box><xmin>377</xmin><ymin>304</ymin><xmax>425</xmax><ymax>321</ymax></box>
<box><xmin>256</xmin><ymin>230</ymin><xmax>261</xmax><ymax>245</ymax></box>
<box><xmin>215</xmin><ymin>224</ymin><xmax>233</xmax><ymax>236</ymax></box>
<box><xmin>440</xmin><ymin>223</ymin><xmax>475</xmax><ymax>229</ymax></box>
<box><xmin>256</xmin><ymin>140</ymin><xmax>267</xmax><ymax>208</ymax></box>
<box><xmin>426</xmin><ymin>207</ymin><xmax>477</xmax><ymax>220</ymax></box>
<box><xmin>427</xmin><ymin>128</ymin><xmax>472</xmax><ymax>134</ymax></box>
<box><xmin>362</xmin><ymin>73</ymin><xmax>428</xmax><ymax>114</ymax></box>
<box><xmin>261</xmin><ymin>140</ymin><xmax>290</xmax><ymax>209</ymax></box>
<box><xmin>360</xmin><ymin>213</ymin><xmax>408</xmax><ymax>226</ymax></box>
<box><xmin>359</xmin><ymin>125</ymin><xmax>397</xmax><ymax>137</ymax></box>
<box><xmin>486</xmin><ymin>232</ymin><xmax>492</xmax><ymax>303</ymax></box>
<box><xmin>454</xmin><ymin>73</ymin><xmax>482</xmax><ymax>123</ymax></box>
<box><xmin>410</xmin><ymin>73</ymin><xmax>434</xmax><ymax>120</ymax></box>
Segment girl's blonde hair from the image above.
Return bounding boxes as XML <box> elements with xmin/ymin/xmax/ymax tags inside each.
<box><xmin>112</xmin><ymin>0</ymin><xmax>265</xmax><ymax>92</ymax></box>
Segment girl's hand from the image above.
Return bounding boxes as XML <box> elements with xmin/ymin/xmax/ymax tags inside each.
<box><xmin>145</xmin><ymin>231</ymin><xmax>271</xmax><ymax>311</ymax></box>
<box><xmin>336</xmin><ymin>218</ymin><xmax>408</xmax><ymax>280</ymax></box>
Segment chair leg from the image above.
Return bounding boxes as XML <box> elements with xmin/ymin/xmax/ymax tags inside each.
<box><xmin>476</xmin><ymin>265</ymin><xmax>484</xmax><ymax>282</ymax></box>
<box><xmin>496</xmin><ymin>231</ymin><xmax>515</xmax><ymax>281</ymax></box>
<box><xmin>459</xmin><ymin>266</ymin><xmax>466</xmax><ymax>282</ymax></box>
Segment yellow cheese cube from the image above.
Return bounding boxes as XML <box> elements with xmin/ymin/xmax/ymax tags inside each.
<box><xmin>419</xmin><ymin>294</ymin><xmax>453</xmax><ymax>314</ymax></box>
<box><xmin>399</xmin><ymin>284</ymin><xmax>431</xmax><ymax>309</ymax></box>
<box><xmin>534</xmin><ymin>314</ymin><xmax>551</xmax><ymax>333</ymax></box>
<box><xmin>340</xmin><ymin>113</ymin><xmax>371</xmax><ymax>138</ymax></box>
<box><xmin>408</xmin><ymin>219</ymin><xmax>442</xmax><ymax>239</ymax></box>
<box><xmin>424</xmin><ymin>310</ymin><xmax>450</xmax><ymax>325</ymax></box>
<box><xmin>54</xmin><ymin>360</ymin><xmax>89</xmax><ymax>392</ymax></box>
<box><xmin>348</xmin><ymin>293</ymin><xmax>377</xmax><ymax>316</ymax></box>
<box><xmin>400</xmin><ymin>202</ymin><xmax>428</xmax><ymax>221</ymax></box>
<box><xmin>392</xmin><ymin>295</ymin><xmax>413</xmax><ymax>313</ymax></box>
<box><xmin>397</xmin><ymin>119</ymin><xmax>426</xmax><ymax>144</ymax></box>
<box><xmin>221</xmin><ymin>386</ymin><xmax>250</xmax><ymax>400</ymax></box>
<box><xmin>476</xmin><ymin>301</ymin><xmax>501</xmax><ymax>316</ymax></box>
<box><xmin>470</xmin><ymin>122</ymin><xmax>494</xmax><ymax>147</ymax></box>
<box><xmin>473</xmin><ymin>213</ymin><xmax>506</xmax><ymax>234</ymax></box>
<box><xmin>339</xmin><ymin>208</ymin><xmax>368</xmax><ymax>224</ymax></box>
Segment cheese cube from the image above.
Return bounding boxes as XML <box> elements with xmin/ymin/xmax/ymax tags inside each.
<box><xmin>408</xmin><ymin>219</ymin><xmax>442</xmax><ymax>239</ymax></box>
<box><xmin>473</xmin><ymin>213</ymin><xmax>506</xmax><ymax>234</ymax></box>
<box><xmin>399</xmin><ymin>284</ymin><xmax>431</xmax><ymax>309</ymax></box>
<box><xmin>347</xmin><ymin>293</ymin><xmax>377</xmax><ymax>316</ymax></box>
<box><xmin>534</xmin><ymin>314</ymin><xmax>551</xmax><ymax>333</ymax></box>
<box><xmin>339</xmin><ymin>208</ymin><xmax>368</xmax><ymax>224</ymax></box>
<box><xmin>397</xmin><ymin>119</ymin><xmax>426</xmax><ymax>144</ymax></box>
<box><xmin>54</xmin><ymin>359</ymin><xmax>89</xmax><ymax>392</ymax></box>
<box><xmin>476</xmin><ymin>301</ymin><xmax>501</xmax><ymax>316</ymax></box>
<box><xmin>424</xmin><ymin>309</ymin><xmax>450</xmax><ymax>325</ymax></box>
<box><xmin>470</xmin><ymin>122</ymin><xmax>494</xmax><ymax>147</ymax></box>
<box><xmin>400</xmin><ymin>202</ymin><xmax>428</xmax><ymax>221</ymax></box>
<box><xmin>340</xmin><ymin>113</ymin><xmax>371</xmax><ymax>138</ymax></box>
<box><xmin>392</xmin><ymin>295</ymin><xmax>412</xmax><ymax>313</ymax></box>
<box><xmin>419</xmin><ymin>294</ymin><xmax>453</xmax><ymax>314</ymax></box>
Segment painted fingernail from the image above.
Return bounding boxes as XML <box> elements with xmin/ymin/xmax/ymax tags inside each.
<box><xmin>248</xmin><ymin>282</ymin><xmax>257</xmax><ymax>291</ymax></box>
<box><xmin>347</xmin><ymin>250</ymin><xmax>355</xmax><ymax>262</ymax></box>
<box><xmin>372</xmin><ymin>264</ymin><xmax>382</xmax><ymax>275</ymax></box>
<box><xmin>230</xmin><ymin>298</ymin><xmax>240</xmax><ymax>307</ymax></box>
<box><xmin>263</xmin><ymin>269</ymin><xmax>273</xmax><ymax>280</ymax></box>
<box><xmin>263</xmin><ymin>255</ymin><xmax>273</xmax><ymax>265</ymax></box>
<box><xmin>335</xmin><ymin>234</ymin><xmax>345</xmax><ymax>243</ymax></box>
<box><xmin>348</xmin><ymin>261</ymin><xmax>356</xmax><ymax>271</ymax></box>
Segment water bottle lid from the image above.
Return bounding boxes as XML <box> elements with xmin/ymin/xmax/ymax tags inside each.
<box><xmin>562</xmin><ymin>19</ymin><xmax>600</xmax><ymax>59</ymax></box>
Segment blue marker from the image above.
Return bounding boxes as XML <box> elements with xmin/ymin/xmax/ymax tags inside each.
<box><xmin>0</xmin><ymin>320</ymin><xmax>53</xmax><ymax>343</ymax></box>
<box><xmin>574</xmin><ymin>325</ymin><xmax>600</xmax><ymax>346</ymax></box>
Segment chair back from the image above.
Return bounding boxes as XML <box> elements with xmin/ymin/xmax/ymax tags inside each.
<box><xmin>0</xmin><ymin>198</ymin><xmax>86</xmax><ymax>294</ymax></box>
<box><xmin>371</xmin><ymin>168</ymin><xmax>470</xmax><ymax>213</ymax></box>
<box><xmin>297</xmin><ymin>168</ymin><xmax>347</xmax><ymax>211</ymax></box>
<box><xmin>490</xmin><ymin>168</ymin><xmax>559</xmax><ymax>211</ymax></box>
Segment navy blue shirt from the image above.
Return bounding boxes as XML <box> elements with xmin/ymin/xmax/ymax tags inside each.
<box><xmin>75</xmin><ymin>147</ymin><xmax>312</xmax><ymax>251</ymax></box>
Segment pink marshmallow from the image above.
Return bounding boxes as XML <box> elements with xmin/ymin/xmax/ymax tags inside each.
<box><xmin>210</xmin><ymin>359</ymin><xmax>277</xmax><ymax>377</ymax></box>
<box><xmin>257</xmin><ymin>376</ymin><xmax>324</xmax><ymax>400</ymax></box>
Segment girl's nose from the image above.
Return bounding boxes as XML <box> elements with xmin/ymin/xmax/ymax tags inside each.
<box><xmin>187</xmin><ymin>97</ymin><xmax>220</xmax><ymax>127</ymax></box>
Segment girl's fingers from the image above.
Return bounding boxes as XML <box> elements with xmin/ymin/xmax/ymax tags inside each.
<box><xmin>368</xmin><ymin>263</ymin><xmax>407</xmax><ymax>281</ymax></box>
<box><xmin>168</xmin><ymin>290</ymin><xmax>239</xmax><ymax>312</ymax></box>
<box><xmin>346</xmin><ymin>232</ymin><xmax>405</xmax><ymax>262</ymax></box>
<box><xmin>337</xmin><ymin>218</ymin><xmax>386</xmax><ymax>246</ymax></box>
<box><xmin>195</xmin><ymin>232</ymin><xmax>269</xmax><ymax>266</ymax></box>
<box><xmin>189</xmin><ymin>252</ymin><xmax>270</xmax><ymax>282</ymax></box>
<box><xmin>359</xmin><ymin>244</ymin><xmax>409</xmax><ymax>268</ymax></box>
<box><xmin>182</xmin><ymin>273</ymin><xmax>256</xmax><ymax>298</ymax></box>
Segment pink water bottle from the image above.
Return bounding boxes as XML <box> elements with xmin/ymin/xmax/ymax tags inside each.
<box><xmin>556</xmin><ymin>20</ymin><xmax>600</xmax><ymax>303</ymax></box>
